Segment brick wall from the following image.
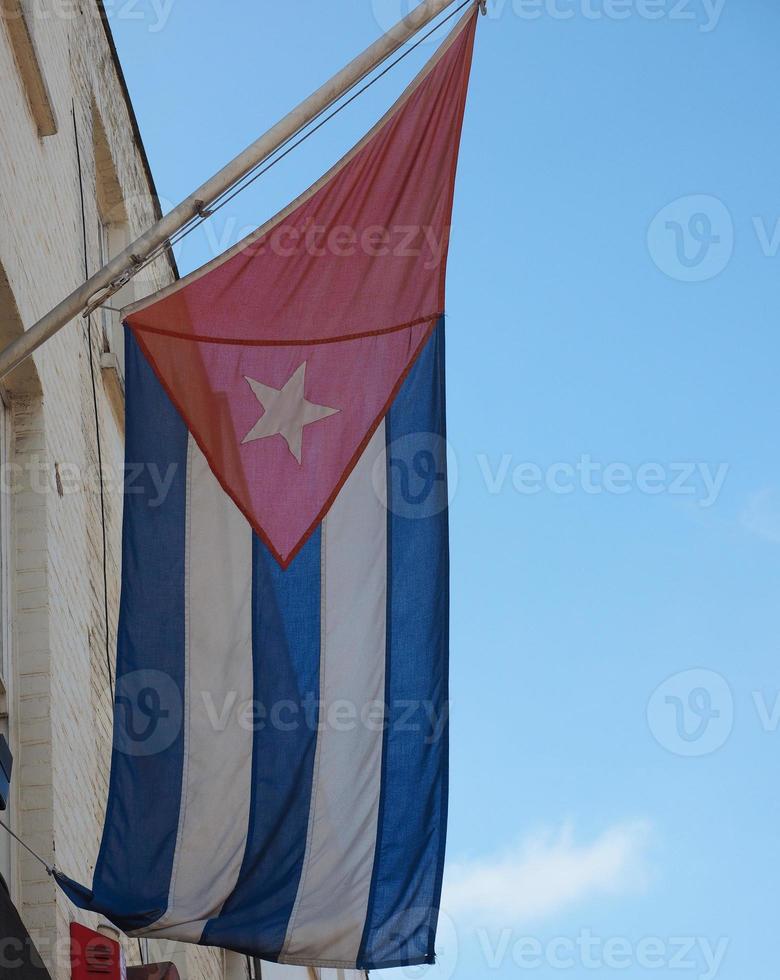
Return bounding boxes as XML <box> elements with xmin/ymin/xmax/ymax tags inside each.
<box><xmin>0</xmin><ymin>4</ymin><xmax>227</xmax><ymax>979</ymax></box>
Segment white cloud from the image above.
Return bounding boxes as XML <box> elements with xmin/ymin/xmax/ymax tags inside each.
<box><xmin>442</xmin><ymin>820</ymin><xmax>652</xmax><ymax>928</ymax></box>
<box><xmin>740</xmin><ymin>488</ymin><xmax>780</xmax><ymax>544</ymax></box>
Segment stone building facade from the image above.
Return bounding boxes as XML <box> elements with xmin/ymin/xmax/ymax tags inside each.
<box><xmin>0</xmin><ymin>3</ymin><xmax>247</xmax><ymax>978</ymax></box>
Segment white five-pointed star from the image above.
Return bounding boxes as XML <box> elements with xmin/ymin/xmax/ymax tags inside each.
<box><xmin>241</xmin><ymin>361</ymin><xmax>339</xmax><ymax>464</ymax></box>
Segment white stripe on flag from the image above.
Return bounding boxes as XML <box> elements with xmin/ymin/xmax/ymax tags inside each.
<box><xmin>146</xmin><ymin>437</ymin><xmax>254</xmax><ymax>939</ymax></box>
<box><xmin>280</xmin><ymin>424</ymin><xmax>388</xmax><ymax>966</ymax></box>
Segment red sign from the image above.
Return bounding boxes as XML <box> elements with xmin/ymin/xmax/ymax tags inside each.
<box><xmin>70</xmin><ymin>923</ymin><xmax>123</xmax><ymax>980</ymax></box>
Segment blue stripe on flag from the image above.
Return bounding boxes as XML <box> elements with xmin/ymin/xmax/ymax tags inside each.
<box><xmin>59</xmin><ymin>330</ymin><xmax>190</xmax><ymax>929</ymax></box>
<box><xmin>201</xmin><ymin>530</ymin><xmax>322</xmax><ymax>956</ymax></box>
<box><xmin>358</xmin><ymin>319</ymin><xmax>450</xmax><ymax>969</ymax></box>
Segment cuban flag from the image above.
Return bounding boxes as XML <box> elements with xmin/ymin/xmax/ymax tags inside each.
<box><xmin>57</xmin><ymin>9</ymin><xmax>477</xmax><ymax>971</ymax></box>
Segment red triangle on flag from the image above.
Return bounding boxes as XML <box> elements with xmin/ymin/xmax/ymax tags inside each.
<box><xmin>125</xmin><ymin>10</ymin><xmax>477</xmax><ymax>567</ymax></box>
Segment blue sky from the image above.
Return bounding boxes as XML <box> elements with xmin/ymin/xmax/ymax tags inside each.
<box><xmin>110</xmin><ymin>2</ymin><xmax>779</xmax><ymax>977</ymax></box>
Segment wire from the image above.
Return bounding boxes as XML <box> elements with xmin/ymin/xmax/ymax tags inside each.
<box><xmin>184</xmin><ymin>0</ymin><xmax>474</xmax><ymax>222</ymax></box>
<box><xmin>0</xmin><ymin>818</ymin><xmax>54</xmax><ymax>876</ymax></box>
<box><xmin>72</xmin><ymin>103</ymin><xmax>115</xmax><ymax>699</ymax></box>
<box><xmin>131</xmin><ymin>0</ymin><xmax>474</xmax><ymax>278</ymax></box>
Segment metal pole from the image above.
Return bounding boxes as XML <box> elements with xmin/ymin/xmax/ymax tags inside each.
<box><xmin>0</xmin><ymin>0</ymin><xmax>473</xmax><ymax>381</ymax></box>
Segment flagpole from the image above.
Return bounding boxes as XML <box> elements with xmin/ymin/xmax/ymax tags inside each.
<box><xmin>0</xmin><ymin>0</ymin><xmax>478</xmax><ymax>382</ymax></box>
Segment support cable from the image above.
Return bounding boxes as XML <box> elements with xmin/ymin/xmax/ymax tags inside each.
<box><xmin>0</xmin><ymin>818</ymin><xmax>54</xmax><ymax>876</ymax></box>
<box><xmin>123</xmin><ymin>0</ymin><xmax>475</xmax><ymax>284</ymax></box>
